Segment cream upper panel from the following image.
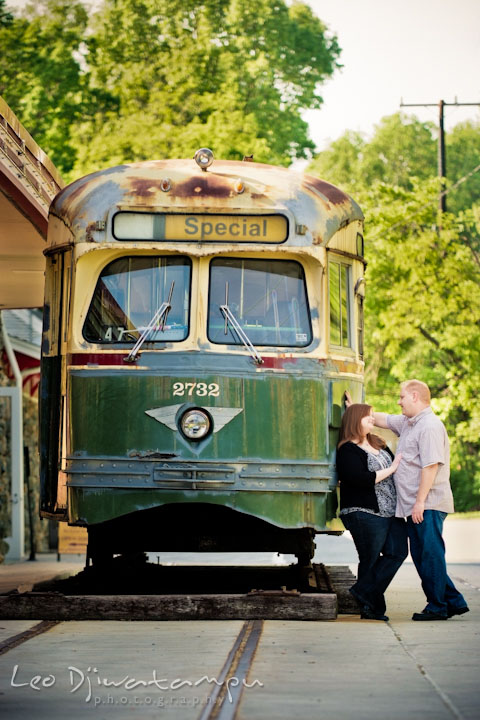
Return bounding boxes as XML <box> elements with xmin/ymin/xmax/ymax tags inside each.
<box><xmin>325</xmin><ymin>221</ymin><xmax>364</xmax><ymax>256</ymax></box>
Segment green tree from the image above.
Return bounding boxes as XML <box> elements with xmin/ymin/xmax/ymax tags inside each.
<box><xmin>0</xmin><ymin>0</ymin><xmax>13</xmax><ymax>26</ymax></box>
<box><xmin>2</xmin><ymin>0</ymin><xmax>340</xmax><ymax>178</ymax></box>
<box><xmin>308</xmin><ymin>112</ymin><xmax>480</xmax><ymax>215</ymax></box>
<box><xmin>308</xmin><ymin>113</ymin><xmax>437</xmax><ymax>192</ymax></box>
<box><xmin>308</xmin><ymin>113</ymin><xmax>480</xmax><ymax>510</ymax></box>
<box><xmin>0</xmin><ymin>0</ymin><xmax>94</xmax><ymax>175</ymax></box>
<box><xmin>362</xmin><ymin>183</ymin><xmax>480</xmax><ymax>510</ymax></box>
<box><xmin>446</xmin><ymin>120</ymin><xmax>480</xmax><ymax>215</ymax></box>
<box><xmin>305</xmin><ymin>130</ymin><xmax>365</xmax><ymax>190</ymax></box>
<box><xmin>70</xmin><ymin>0</ymin><xmax>340</xmax><ymax>176</ymax></box>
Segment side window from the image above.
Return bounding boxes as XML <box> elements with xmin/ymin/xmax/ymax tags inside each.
<box><xmin>357</xmin><ymin>294</ymin><xmax>364</xmax><ymax>359</ymax></box>
<box><xmin>329</xmin><ymin>260</ymin><xmax>352</xmax><ymax>349</ymax></box>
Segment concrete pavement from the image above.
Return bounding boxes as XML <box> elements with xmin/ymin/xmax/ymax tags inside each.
<box><xmin>0</xmin><ymin>563</ymin><xmax>477</xmax><ymax>719</ymax></box>
<box><xmin>0</xmin><ymin>518</ymin><xmax>478</xmax><ymax>719</ymax></box>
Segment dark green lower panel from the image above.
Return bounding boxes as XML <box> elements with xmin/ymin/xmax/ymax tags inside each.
<box><xmin>69</xmin><ymin>486</ymin><xmax>336</xmax><ymax>532</ymax></box>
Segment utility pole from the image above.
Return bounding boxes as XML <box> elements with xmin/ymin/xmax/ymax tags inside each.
<box><xmin>438</xmin><ymin>100</ymin><xmax>446</xmax><ymax>212</ymax></box>
<box><xmin>400</xmin><ymin>99</ymin><xmax>480</xmax><ymax>212</ymax></box>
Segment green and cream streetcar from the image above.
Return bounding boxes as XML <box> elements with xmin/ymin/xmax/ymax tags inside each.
<box><xmin>40</xmin><ymin>149</ymin><xmax>365</xmax><ymax>565</ymax></box>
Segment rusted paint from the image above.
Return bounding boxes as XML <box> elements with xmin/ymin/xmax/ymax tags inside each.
<box><xmin>48</xmin><ymin>158</ymin><xmax>363</xmax><ymax>249</ymax></box>
<box><xmin>331</xmin><ymin>359</ymin><xmax>364</xmax><ymax>375</ymax></box>
<box><xmin>54</xmin><ymin>173</ymin><xmax>95</xmax><ymax>208</ymax></box>
<box><xmin>250</xmin><ymin>191</ymin><xmax>268</xmax><ymax>201</ymax></box>
<box><xmin>302</xmin><ymin>174</ymin><xmax>351</xmax><ymax>206</ymax></box>
<box><xmin>126</xmin><ymin>177</ymin><xmax>159</xmax><ymax>199</ymax></box>
<box><xmin>172</xmin><ymin>173</ymin><xmax>234</xmax><ymax>199</ymax></box>
<box><xmin>261</xmin><ymin>357</ymin><xmax>298</xmax><ymax>369</ymax></box>
<box><xmin>85</xmin><ymin>221</ymin><xmax>97</xmax><ymax>242</ymax></box>
<box><xmin>54</xmin><ymin>165</ymin><xmax>130</xmax><ymax>216</ymax></box>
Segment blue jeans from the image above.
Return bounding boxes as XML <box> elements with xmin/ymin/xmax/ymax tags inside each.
<box><xmin>407</xmin><ymin>510</ymin><xmax>467</xmax><ymax>616</ymax></box>
<box><xmin>341</xmin><ymin>511</ymin><xmax>408</xmax><ymax>614</ymax></box>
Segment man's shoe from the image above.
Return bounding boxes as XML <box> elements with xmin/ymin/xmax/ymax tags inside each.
<box><xmin>447</xmin><ymin>606</ymin><xmax>469</xmax><ymax>618</ymax></box>
<box><xmin>360</xmin><ymin>606</ymin><xmax>389</xmax><ymax>621</ymax></box>
<box><xmin>412</xmin><ymin>610</ymin><xmax>448</xmax><ymax>621</ymax></box>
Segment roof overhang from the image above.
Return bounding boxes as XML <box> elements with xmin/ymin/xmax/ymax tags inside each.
<box><xmin>0</xmin><ymin>96</ymin><xmax>63</xmax><ymax>309</ymax></box>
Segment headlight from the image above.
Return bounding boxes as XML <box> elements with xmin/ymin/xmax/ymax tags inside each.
<box><xmin>180</xmin><ymin>409</ymin><xmax>211</xmax><ymax>440</ymax></box>
<box><xmin>194</xmin><ymin>148</ymin><xmax>214</xmax><ymax>171</ymax></box>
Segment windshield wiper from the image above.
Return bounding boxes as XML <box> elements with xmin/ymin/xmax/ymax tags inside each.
<box><xmin>124</xmin><ymin>281</ymin><xmax>175</xmax><ymax>362</ymax></box>
<box><xmin>220</xmin><ymin>282</ymin><xmax>263</xmax><ymax>365</ymax></box>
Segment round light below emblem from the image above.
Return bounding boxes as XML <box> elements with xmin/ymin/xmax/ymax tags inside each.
<box><xmin>180</xmin><ymin>409</ymin><xmax>211</xmax><ymax>440</ymax></box>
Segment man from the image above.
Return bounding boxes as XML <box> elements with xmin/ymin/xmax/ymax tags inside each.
<box><xmin>372</xmin><ymin>380</ymin><xmax>469</xmax><ymax>621</ymax></box>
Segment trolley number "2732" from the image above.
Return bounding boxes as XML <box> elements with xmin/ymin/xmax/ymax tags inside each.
<box><xmin>172</xmin><ymin>382</ymin><xmax>220</xmax><ymax>397</ymax></box>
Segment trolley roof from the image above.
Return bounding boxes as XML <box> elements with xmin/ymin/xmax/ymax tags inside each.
<box><xmin>48</xmin><ymin>158</ymin><xmax>363</xmax><ymax>250</ymax></box>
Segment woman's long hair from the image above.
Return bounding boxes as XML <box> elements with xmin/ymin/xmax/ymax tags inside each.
<box><xmin>337</xmin><ymin>403</ymin><xmax>386</xmax><ymax>450</ymax></box>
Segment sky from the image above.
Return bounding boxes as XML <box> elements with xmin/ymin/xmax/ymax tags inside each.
<box><xmin>305</xmin><ymin>0</ymin><xmax>480</xmax><ymax>150</ymax></box>
<box><xmin>6</xmin><ymin>0</ymin><xmax>480</xmax><ymax>153</ymax></box>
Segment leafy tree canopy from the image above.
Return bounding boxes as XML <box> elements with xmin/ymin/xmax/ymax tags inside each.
<box><xmin>363</xmin><ymin>183</ymin><xmax>480</xmax><ymax>509</ymax></box>
<box><xmin>0</xmin><ymin>0</ymin><xmax>13</xmax><ymax>26</ymax></box>
<box><xmin>1</xmin><ymin>0</ymin><xmax>341</xmax><ymax>178</ymax></box>
<box><xmin>0</xmin><ymin>0</ymin><xmax>94</xmax><ymax>174</ymax></box>
<box><xmin>308</xmin><ymin>112</ymin><xmax>480</xmax><ymax>213</ymax></box>
<box><xmin>308</xmin><ymin>112</ymin><xmax>437</xmax><ymax>191</ymax></box>
<box><xmin>308</xmin><ymin>114</ymin><xmax>480</xmax><ymax>509</ymax></box>
<box><xmin>445</xmin><ymin>120</ymin><xmax>480</xmax><ymax>214</ymax></box>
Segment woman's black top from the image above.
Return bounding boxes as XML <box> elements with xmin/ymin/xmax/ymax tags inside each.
<box><xmin>336</xmin><ymin>441</ymin><xmax>394</xmax><ymax>513</ymax></box>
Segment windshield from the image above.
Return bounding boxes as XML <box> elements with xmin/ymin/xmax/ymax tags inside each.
<box><xmin>83</xmin><ymin>256</ymin><xmax>191</xmax><ymax>343</ymax></box>
<box><xmin>208</xmin><ymin>258</ymin><xmax>312</xmax><ymax>347</ymax></box>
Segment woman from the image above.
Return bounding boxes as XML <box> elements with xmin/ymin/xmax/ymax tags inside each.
<box><xmin>336</xmin><ymin>403</ymin><xmax>408</xmax><ymax>621</ymax></box>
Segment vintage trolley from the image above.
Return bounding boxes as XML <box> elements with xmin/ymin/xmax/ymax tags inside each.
<box><xmin>39</xmin><ymin>150</ymin><xmax>365</xmax><ymax>565</ymax></box>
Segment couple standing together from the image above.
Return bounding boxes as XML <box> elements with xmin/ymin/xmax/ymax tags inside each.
<box><xmin>337</xmin><ymin>379</ymin><xmax>469</xmax><ymax>621</ymax></box>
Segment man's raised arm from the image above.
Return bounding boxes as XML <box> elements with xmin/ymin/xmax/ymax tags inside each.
<box><xmin>373</xmin><ymin>411</ymin><xmax>389</xmax><ymax>429</ymax></box>
<box><xmin>344</xmin><ymin>390</ymin><xmax>389</xmax><ymax>428</ymax></box>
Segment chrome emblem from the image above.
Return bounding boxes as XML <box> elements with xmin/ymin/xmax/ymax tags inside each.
<box><xmin>145</xmin><ymin>405</ymin><xmax>243</xmax><ymax>433</ymax></box>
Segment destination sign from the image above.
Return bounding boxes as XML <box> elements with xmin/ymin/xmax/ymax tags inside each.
<box><xmin>113</xmin><ymin>213</ymin><xmax>288</xmax><ymax>243</ymax></box>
